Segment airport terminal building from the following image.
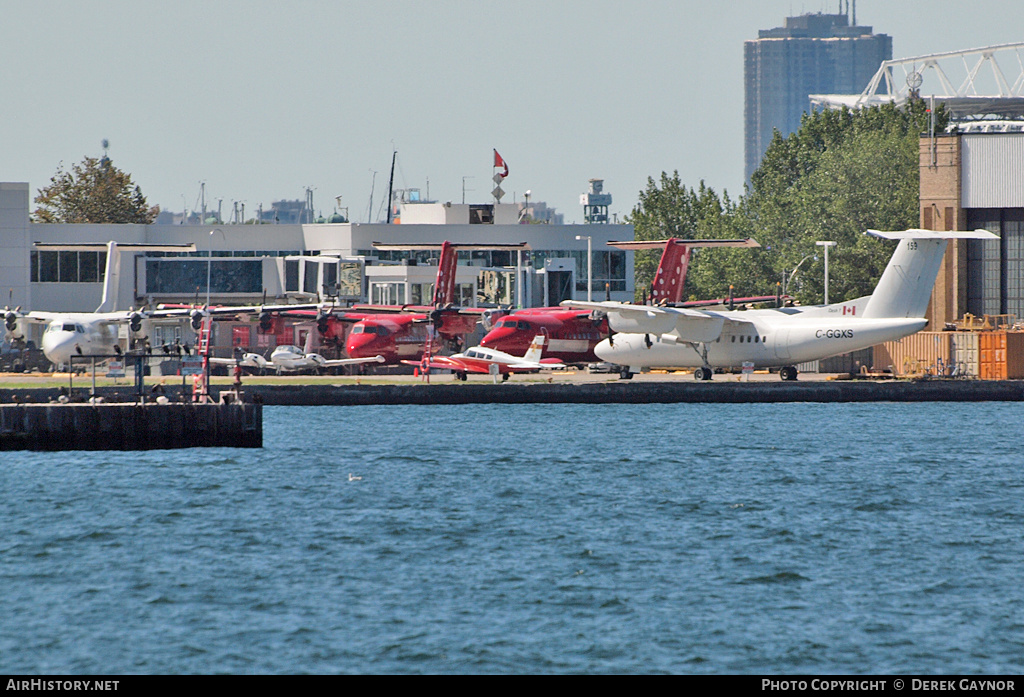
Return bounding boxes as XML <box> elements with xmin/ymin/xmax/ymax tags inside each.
<box><xmin>0</xmin><ymin>183</ymin><xmax>635</xmax><ymax>320</ymax></box>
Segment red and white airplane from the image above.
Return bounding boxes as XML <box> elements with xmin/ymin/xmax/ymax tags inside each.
<box><xmin>402</xmin><ymin>334</ymin><xmax>561</xmax><ymax>381</ymax></box>
<box><xmin>478</xmin><ymin>238</ymin><xmax>764</xmax><ymax>363</ymax></box>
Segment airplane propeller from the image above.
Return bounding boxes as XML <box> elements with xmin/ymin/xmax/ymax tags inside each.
<box><xmin>258</xmin><ymin>311</ymin><xmax>274</xmax><ymax>333</ymax></box>
<box><xmin>316</xmin><ymin>311</ymin><xmax>331</xmax><ymax>334</ymax></box>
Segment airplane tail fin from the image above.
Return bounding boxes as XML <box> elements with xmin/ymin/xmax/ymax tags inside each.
<box><xmin>608</xmin><ymin>238</ymin><xmax>760</xmax><ymax>304</ymax></box>
<box><xmin>431</xmin><ymin>240</ymin><xmax>457</xmax><ymax>307</ymax></box>
<box><xmin>97</xmin><ymin>241</ymin><xmax>120</xmax><ymax>313</ymax></box>
<box><xmin>523</xmin><ymin>334</ymin><xmax>546</xmax><ymax>363</ymax></box>
<box><xmin>650</xmin><ymin>239</ymin><xmax>693</xmax><ymax>304</ymax></box>
<box><xmin>861</xmin><ymin>229</ymin><xmax>998</xmax><ymax>319</ymax></box>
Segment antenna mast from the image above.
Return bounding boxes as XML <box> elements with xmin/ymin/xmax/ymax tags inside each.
<box><xmin>386</xmin><ymin>150</ymin><xmax>397</xmax><ymax>224</ymax></box>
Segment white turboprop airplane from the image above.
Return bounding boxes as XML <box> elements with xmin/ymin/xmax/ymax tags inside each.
<box><xmin>3</xmin><ymin>242</ymin><xmax>203</xmax><ymax>368</ymax></box>
<box><xmin>3</xmin><ymin>241</ymin><xmax>327</xmax><ymax>369</ymax></box>
<box><xmin>560</xmin><ymin>229</ymin><xmax>998</xmax><ymax>381</ymax></box>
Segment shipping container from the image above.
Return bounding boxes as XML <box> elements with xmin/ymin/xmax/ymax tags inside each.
<box><xmin>951</xmin><ymin>332</ymin><xmax>980</xmax><ymax>378</ymax></box>
<box><xmin>978</xmin><ymin>331</ymin><xmax>1024</xmax><ymax>380</ymax></box>
<box><xmin>819</xmin><ymin>348</ymin><xmax>873</xmax><ymax>374</ymax></box>
<box><xmin>873</xmin><ymin>331</ymin><xmax>953</xmax><ymax>377</ymax></box>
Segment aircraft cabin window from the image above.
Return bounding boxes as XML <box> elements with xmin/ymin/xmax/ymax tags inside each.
<box><xmin>731</xmin><ymin>336</ymin><xmax>736</xmax><ymax>343</ymax></box>
<box><xmin>755</xmin><ymin>336</ymin><xmax>759</xmax><ymax>343</ymax></box>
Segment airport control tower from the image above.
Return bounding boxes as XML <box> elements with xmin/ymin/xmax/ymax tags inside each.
<box><xmin>580</xmin><ymin>179</ymin><xmax>612</xmax><ymax>224</ymax></box>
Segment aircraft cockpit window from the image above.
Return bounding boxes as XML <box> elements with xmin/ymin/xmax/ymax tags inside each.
<box><xmin>62</xmin><ymin>323</ymin><xmax>77</xmax><ymax>332</ymax></box>
<box><xmin>76</xmin><ymin>324</ymin><xmax>85</xmax><ymax>334</ymax></box>
<box><xmin>352</xmin><ymin>325</ymin><xmax>365</xmax><ymax>334</ymax></box>
<box><xmin>517</xmin><ymin>321</ymin><xmax>530</xmax><ymax>330</ymax></box>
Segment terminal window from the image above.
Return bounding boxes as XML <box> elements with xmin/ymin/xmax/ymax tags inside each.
<box><xmin>30</xmin><ymin>251</ymin><xmax>107</xmax><ymax>283</ymax></box>
<box><xmin>145</xmin><ymin>259</ymin><xmax>262</xmax><ymax>295</ymax></box>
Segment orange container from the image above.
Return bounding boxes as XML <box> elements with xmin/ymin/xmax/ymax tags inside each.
<box><xmin>978</xmin><ymin>331</ymin><xmax>1024</xmax><ymax>380</ymax></box>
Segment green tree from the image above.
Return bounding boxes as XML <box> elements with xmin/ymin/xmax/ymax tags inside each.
<box><xmin>743</xmin><ymin>100</ymin><xmax>945</xmax><ymax>305</ymax></box>
<box><xmin>626</xmin><ymin>171</ymin><xmax>700</xmax><ymax>299</ymax></box>
<box><xmin>629</xmin><ymin>100</ymin><xmax>945</xmax><ymax>306</ymax></box>
<box><xmin>32</xmin><ymin>156</ymin><xmax>159</xmax><ymax>224</ymax></box>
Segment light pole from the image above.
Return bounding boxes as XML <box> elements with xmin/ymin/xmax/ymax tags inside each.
<box><xmin>816</xmin><ymin>241</ymin><xmax>836</xmax><ymax>305</ymax></box>
<box><xmin>206</xmin><ymin>229</ymin><xmax>226</xmax><ymax>306</ymax></box>
<box><xmin>576</xmin><ymin>234</ymin><xmax>592</xmax><ymax>302</ymax></box>
<box><xmin>785</xmin><ymin>253</ymin><xmax>816</xmax><ymax>297</ymax></box>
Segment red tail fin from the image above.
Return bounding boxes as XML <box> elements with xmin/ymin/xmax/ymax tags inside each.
<box><xmin>650</xmin><ymin>239</ymin><xmax>692</xmax><ymax>304</ymax></box>
<box><xmin>431</xmin><ymin>240</ymin><xmax>458</xmax><ymax>306</ymax></box>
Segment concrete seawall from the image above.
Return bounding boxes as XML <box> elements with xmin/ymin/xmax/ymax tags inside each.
<box><xmin>2</xmin><ymin>380</ymin><xmax>1023</xmax><ymax>409</ymax></box>
<box><xmin>242</xmin><ymin>380</ymin><xmax>1024</xmax><ymax>405</ymax></box>
<box><xmin>0</xmin><ymin>402</ymin><xmax>262</xmax><ymax>450</ymax></box>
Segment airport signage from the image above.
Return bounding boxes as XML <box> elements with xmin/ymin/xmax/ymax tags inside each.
<box><xmin>180</xmin><ymin>356</ymin><xmax>204</xmax><ymax>376</ymax></box>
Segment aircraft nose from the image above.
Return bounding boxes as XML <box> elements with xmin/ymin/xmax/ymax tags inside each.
<box><xmin>42</xmin><ymin>332</ymin><xmax>76</xmax><ymax>366</ymax></box>
<box><xmin>479</xmin><ymin>326</ymin><xmax>517</xmax><ymax>350</ymax></box>
<box><xmin>345</xmin><ymin>332</ymin><xmax>379</xmax><ymax>358</ymax></box>
<box><xmin>594</xmin><ymin>337</ymin><xmax>621</xmax><ymax>363</ymax></box>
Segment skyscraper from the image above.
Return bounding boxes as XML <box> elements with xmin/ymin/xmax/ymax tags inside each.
<box><xmin>744</xmin><ymin>8</ymin><xmax>892</xmax><ymax>182</ymax></box>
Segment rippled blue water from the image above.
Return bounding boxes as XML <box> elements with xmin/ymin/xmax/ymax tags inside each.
<box><xmin>1</xmin><ymin>403</ymin><xmax>1023</xmax><ymax>674</ymax></box>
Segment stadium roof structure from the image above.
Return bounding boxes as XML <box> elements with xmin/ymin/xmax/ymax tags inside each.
<box><xmin>810</xmin><ymin>42</ymin><xmax>1024</xmax><ymax>122</ymax></box>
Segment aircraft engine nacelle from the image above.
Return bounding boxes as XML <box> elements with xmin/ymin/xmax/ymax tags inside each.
<box><xmin>190</xmin><ymin>310</ymin><xmax>205</xmax><ymax>331</ymax></box>
<box><xmin>605</xmin><ymin>309</ymin><xmax>678</xmax><ymax>335</ymax></box>
<box><xmin>129</xmin><ymin>312</ymin><xmax>144</xmax><ymax>333</ymax></box>
<box><xmin>4</xmin><ymin>310</ymin><xmax>25</xmax><ymax>342</ymax></box>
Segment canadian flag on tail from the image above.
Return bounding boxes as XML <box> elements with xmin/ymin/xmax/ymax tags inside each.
<box><xmin>493</xmin><ymin>149</ymin><xmax>509</xmax><ymax>179</ymax></box>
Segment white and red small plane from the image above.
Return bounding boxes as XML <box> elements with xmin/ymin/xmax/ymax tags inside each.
<box><xmin>402</xmin><ymin>335</ymin><xmax>561</xmax><ymax>381</ymax></box>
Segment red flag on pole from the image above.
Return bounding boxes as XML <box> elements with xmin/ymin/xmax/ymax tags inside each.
<box><xmin>493</xmin><ymin>149</ymin><xmax>509</xmax><ymax>179</ymax></box>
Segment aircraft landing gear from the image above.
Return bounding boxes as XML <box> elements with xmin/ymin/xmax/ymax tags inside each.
<box><xmin>455</xmin><ymin>371</ymin><xmax>467</xmax><ymax>381</ymax></box>
<box><xmin>694</xmin><ymin>366</ymin><xmax>714</xmax><ymax>381</ymax></box>
<box><xmin>619</xmin><ymin>368</ymin><xmax>633</xmax><ymax>380</ymax></box>
<box><xmin>779</xmin><ymin>365</ymin><xmax>798</xmax><ymax>381</ymax></box>
<box><xmin>502</xmin><ymin>373</ymin><xmax>510</xmax><ymax>382</ymax></box>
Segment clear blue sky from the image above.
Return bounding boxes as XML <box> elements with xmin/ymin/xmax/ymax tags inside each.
<box><xmin>1</xmin><ymin>0</ymin><xmax>1020</xmax><ymax>224</ymax></box>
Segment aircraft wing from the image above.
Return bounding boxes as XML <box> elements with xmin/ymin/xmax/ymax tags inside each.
<box><xmin>319</xmin><ymin>355</ymin><xmax>386</xmax><ymax>367</ymax></box>
<box><xmin>505</xmin><ymin>360</ymin><xmax>564</xmax><ymax>370</ymax></box>
<box><xmin>400</xmin><ymin>356</ymin><xmax>491</xmax><ymax>373</ymax></box>
<box><xmin>561</xmin><ymin>300</ymin><xmax>726</xmax><ymax>342</ymax></box>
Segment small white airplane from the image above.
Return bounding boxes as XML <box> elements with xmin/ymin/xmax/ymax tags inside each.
<box><xmin>403</xmin><ymin>334</ymin><xmax>562</xmax><ymax>381</ymax></box>
<box><xmin>561</xmin><ymin>229</ymin><xmax>998</xmax><ymax>380</ymax></box>
<box><xmin>211</xmin><ymin>345</ymin><xmax>385</xmax><ymax>375</ymax></box>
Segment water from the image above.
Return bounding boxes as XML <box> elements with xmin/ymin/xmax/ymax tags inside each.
<box><xmin>1</xmin><ymin>402</ymin><xmax>1023</xmax><ymax>674</ymax></box>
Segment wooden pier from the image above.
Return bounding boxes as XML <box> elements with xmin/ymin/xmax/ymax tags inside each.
<box><xmin>0</xmin><ymin>401</ymin><xmax>262</xmax><ymax>451</ymax></box>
